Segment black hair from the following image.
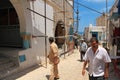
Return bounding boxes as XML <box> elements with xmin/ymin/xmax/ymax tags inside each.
<box><xmin>90</xmin><ymin>37</ymin><xmax>98</xmax><ymax>43</ymax></box>
<box><xmin>49</xmin><ymin>37</ymin><xmax>54</xmax><ymax>43</ymax></box>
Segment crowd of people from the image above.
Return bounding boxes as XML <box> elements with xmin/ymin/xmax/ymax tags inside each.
<box><xmin>47</xmin><ymin>36</ymin><xmax>111</xmax><ymax>80</ymax></box>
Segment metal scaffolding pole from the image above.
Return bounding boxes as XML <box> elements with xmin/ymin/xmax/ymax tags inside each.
<box><xmin>27</xmin><ymin>8</ymin><xmax>55</xmax><ymax>22</ymax></box>
<box><xmin>63</xmin><ymin>0</ymin><xmax>66</xmax><ymax>59</ymax></box>
<box><xmin>106</xmin><ymin>0</ymin><xmax>108</xmax><ymax>48</ymax></box>
<box><xmin>44</xmin><ymin>0</ymin><xmax>47</xmax><ymax>68</ymax></box>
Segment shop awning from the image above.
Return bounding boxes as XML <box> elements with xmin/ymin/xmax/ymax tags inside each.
<box><xmin>109</xmin><ymin>12</ymin><xmax>120</xmax><ymax>20</ymax></box>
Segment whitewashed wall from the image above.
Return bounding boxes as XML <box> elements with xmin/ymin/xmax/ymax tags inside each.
<box><xmin>67</xmin><ymin>0</ymin><xmax>73</xmax><ymax>6</ymax></box>
<box><xmin>29</xmin><ymin>0</ymin><xmax>54</xmax><ymax>64</ymax></box>
<box><xmin>30</xmin><ymin>0</ymin><xmax>54</xmax><ymax>37</ymax></box>
<box><xmin>16</xmin><ymin>0</ymin><xmax>54</xmax><ymax>68</ymax></box>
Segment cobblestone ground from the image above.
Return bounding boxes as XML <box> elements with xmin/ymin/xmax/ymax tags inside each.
<box><xmin>3</xmin><ymin>49</ymin><xmax>120</xmax><ymax>80</ymax></box>
<box><xmin>108</xmin><ymin>63</ymin><xmax>120</xmax><ymax>80</ymax></box>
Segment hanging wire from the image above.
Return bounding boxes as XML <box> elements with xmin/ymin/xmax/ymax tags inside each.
<box><xmin>65</xmin><ymin>0</ymin><xmax>77</xmax><ymax>14</ymax></box>
<box><xmin>74</xmin><ymin>1</ymin><xmax>103</xmax><ymax>14</ymax></box>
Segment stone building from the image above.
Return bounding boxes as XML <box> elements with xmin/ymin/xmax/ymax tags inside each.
<box><xmin>96</xmin><ymin>13</ymin><xmax>106</xmax><ymax>26</ymax></box>
<box><xmin>109</xmin><ymin>0</ymin><xmax>120</xmax><ymax>56</ymax></box>
<box><xmin>0</xmin><ymin>0</ymin><xmax>74</xmax><ymax>78</ymax></box>
<box><xmin>84</xmin><ymin>24</ymin><xmax>106</xmax><ymax>47</ymax></box>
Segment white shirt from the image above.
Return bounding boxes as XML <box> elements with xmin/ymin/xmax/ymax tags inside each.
<box><xmin>80</xmin><ymin>42</ymin><xmax>88</xmax><ymax>52</ymax></box>
<box><xmin>83</xmin><ymin>46</ymin><xmax>111</xmax><ymax>77</ymax></box>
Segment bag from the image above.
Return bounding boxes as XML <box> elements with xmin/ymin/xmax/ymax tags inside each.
<box><xmin>54</xmin><ymin>57</ymin><xmax>60</xmax><ymax>64</ymax></box>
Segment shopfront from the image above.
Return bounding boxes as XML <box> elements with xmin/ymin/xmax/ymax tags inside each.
<box><xmin>112</xmin><ymin>27</ymin><xmax>120</xmax><ymax>56</ymax></box>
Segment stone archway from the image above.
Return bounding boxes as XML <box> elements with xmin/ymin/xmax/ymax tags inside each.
<box><xmin>55</xmin><ymin>21</ymin><xmax>65</xmax><ymax>48</ymax></box>
<box><xmin>0</xmin><ymin>0</ymin><xmax>30</xmax><ymax>48</ymax></box>
<box><xmin>10</xmin><ymin>0</ymin><xmax>26</xmax><ymax>32</ymax></box>
<box><xmin>0</xmin><ymin>0</ymin><xmax>23</xmax><ymax>47</ymax></box>
<box><xmin>0</xmin><ymin>1</ymin><xmax>24</xmax><ymax>77</ymax></box>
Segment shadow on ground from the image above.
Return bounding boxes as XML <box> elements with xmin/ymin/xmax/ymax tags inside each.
<box><xmin>46</xmin><ymin>75</ymin><xmax>50</xmax><ymax>80</ymax></box>
<box><xmin>2</xmin><ymin>65</ymin><xmax>41</xmax><ymax>80</ymax></box>
<box><xmin>77</xmin><ymin>59</ymin><xmax>84</xmax><ymax>62</ymax></box>
<box><xmin>45</xmin><ymin>75</ymin><xmax>59</xmax><ymax>80</ymax></box>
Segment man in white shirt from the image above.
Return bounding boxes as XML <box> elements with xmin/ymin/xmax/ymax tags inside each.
<box><xmin>82</xmin><ymin>37</ymin><xmax>111</xmax><ymax>80</ymax></box>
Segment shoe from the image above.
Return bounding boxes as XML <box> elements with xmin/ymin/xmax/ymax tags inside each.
<box><xmin>80</xmin><ymin>59</ymin><xmax>83</xmax><ymax>61</ymax></box>
<box><xmin>54</xmin><ymin>77</ymin><xmax>59</xmax><ymax>79</ymax></box>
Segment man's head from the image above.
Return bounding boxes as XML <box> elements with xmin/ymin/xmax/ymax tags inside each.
<box><xmin>90</xmin><ymin>37</ymin><xmax>99</xmax><ymax>48</ymax></box>
<box><xmin>81</xmin><ymin>38</ymin><xmax>84</xmax><ymax>43</ymax></box>
<box><xmin>49</xmin><ymin>37</ymin><xmax>54</xmax><ymax>44</ymax></box>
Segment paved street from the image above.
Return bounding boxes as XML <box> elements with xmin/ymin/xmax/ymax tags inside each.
<box><xmin>3</xmin><ymin>49</ymin><xmax>120</xmax><ymax>80</ymax></box>
<box><xmin>3</xmin><ymin>49</ymin><xmax>88</xmax><ymax>80</ymax></box>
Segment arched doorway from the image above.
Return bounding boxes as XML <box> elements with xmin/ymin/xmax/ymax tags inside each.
<box><xmin>0</xmin><ymin>0</ymin><xmax>22</xmax><ymax>78</ymax></box>
<box><xmin>0</xmin><ymin>0</ymin><xmax>22</xmax><ymax>48</ymax></box>
<box><xmin>55</xmin><ymin>21</ymin><xmax>65</xmax><ymax>48</ymax></box>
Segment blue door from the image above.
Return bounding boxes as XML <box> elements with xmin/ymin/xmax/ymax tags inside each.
<box><xmin>92</xmin><ymin>32</ymin><xmax>98</xmax><ymax>39</ymax></box>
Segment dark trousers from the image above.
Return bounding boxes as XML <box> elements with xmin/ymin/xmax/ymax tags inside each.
<box><xmin>75</xmin><ymin>43</ymin><xmax>78</xmax><ymax>49</ymax></box>
<box><xmin>89</xmin><ymin>75</ymin><xmax>105</xmax><ymax>80</ymax></box>
<box><xmin>80</xmin><ymin>51</ymin><xmax>85</xmax><ymax>61</ymax></box>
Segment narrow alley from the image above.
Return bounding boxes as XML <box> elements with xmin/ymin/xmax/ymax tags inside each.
<box><xmin>2</xmin><ymin>49</ymin><xmax>88</xmax><ymax>80</ymax></box>
<box><xmin>2</xmin><ymin>49</ymin><xmax>119</xmax><ymax>80</ymax></box>
<box><xmin>0</xmin><ymin>0</ymin><xmax>120</xmax><ymax>80</ymax></box>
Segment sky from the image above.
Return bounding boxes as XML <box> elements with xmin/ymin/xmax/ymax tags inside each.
<box><xmin>74</xmin><ymin>0</ymin><xmax>115</xmax><ymax>33</ymax></box>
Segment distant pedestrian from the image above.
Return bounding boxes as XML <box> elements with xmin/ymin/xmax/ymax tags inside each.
<box><xmin>48</xmin><ymin>37</ymin><xmax>60</xmax><ymax>80</ymax></box>
<box><xmin>68</xmin><ymin>41</ymin><xmax>74</xmax><ymax>55</ymax></box>
<box><xmin>73</xmin><ymin>33</ymin><xmax>78</xmax><ymax>49</ymax></box>
<box><xmin>79</xmin><ymin>39</ymin><xmax>88</xmax><ymax>61</ymax></box>
<box><xmin>82</xmin><ymin>37</ymin><xmax>111</xmax><ymax>80</ymax></box>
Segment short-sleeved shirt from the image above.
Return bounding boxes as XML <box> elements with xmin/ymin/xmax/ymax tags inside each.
<box><xmin>49</xmin><ymin>42</ymin><xmax>59</xmax><ymax>63</ymax></box>
<box><xmin>80</xmin><ymin>42</ymin><xmax>88</xmax><ymax>52</ymax></box>
<box><xmin>83</xmin><ymin>46</ymin><xmax>111</xmax><ymax>77</ymax></box>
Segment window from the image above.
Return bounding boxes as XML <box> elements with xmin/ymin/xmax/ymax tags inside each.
<box><xmin>0</xmin><ymin>8</ymin><xmax>18</xmax><ymax>26</ymax></box>
<box><xmin>0</xmin><ymin>9</ymin><xmax>8</xmax><ymax>25</ymax></box>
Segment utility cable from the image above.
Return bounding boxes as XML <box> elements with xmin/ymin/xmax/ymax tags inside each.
<box><xmin>74</xmin><ymin>1</ymin><xmax>103</xmax><ymax>14</ymax></box>
<box><xmin>65</xmin><ymin>0</ymin><xmax>77</xmax><ymax>14</ymax></box>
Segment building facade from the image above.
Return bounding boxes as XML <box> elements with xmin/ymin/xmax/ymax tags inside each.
<box><xmin>0</xmin><ymin>0</ymin><xmax>74</xmax><ymax>78</ymax></box>
<box><xmin>84</xmin><ymin>24</ymin><xmax>106</xmax><ymax>47</ymax></box>
<box><xmin>96</xmin><ymin>13</ymin><xmax>106</xmax><ymax>26</ymax></box>
<box><xmin>109</xmin><ymin>0</ymin><xmax>120</xmax><ymax>56</ymax></box>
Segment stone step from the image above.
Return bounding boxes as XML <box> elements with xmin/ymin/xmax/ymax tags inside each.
<box><xmin>0</xmin><ymin>58</ymin><xmax>10</xmax><ymax>65</ymax></box>
<box><xmin>0</xmin><ymin>57</ymin><xmax>17</xmax><ymax>79</ymax></box>
<box><xmin>0</xmin><ymin>55</ymin><xmax>18</xmax><ymax>79</ymax></box>
<box><xmin>0</xmin><ymin>65</ymin><xmax>18</xmax><ymax>79</ymax></box>
<box><xmin>0</xmin><ymin>61</ymin><xmax>15</xmax><ymax>71</ymax></box>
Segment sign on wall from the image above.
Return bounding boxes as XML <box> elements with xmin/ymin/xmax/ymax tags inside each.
<box><xmin>19</xmin><ymin>55</ymin><xmax>26</xmax><ymax>62</ymax></box>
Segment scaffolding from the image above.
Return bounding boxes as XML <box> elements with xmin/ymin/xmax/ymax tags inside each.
<box><xmin>27</xmin><ymin>0</ymin><xmax>74</xmax><ymax>67</ymax></box>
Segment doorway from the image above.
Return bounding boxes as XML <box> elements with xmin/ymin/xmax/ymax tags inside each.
<box><xmin>0</xmin><ymin>0</ymin><xmax>22</xmax><ymax>48</ymax></box>
<box><xmin>55</xmin><ymin>21</ymin><xmax>65</xmax><ymax>48</ymax></box>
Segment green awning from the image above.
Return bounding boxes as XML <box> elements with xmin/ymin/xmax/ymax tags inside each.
<box><xmin>109</xmin><ymin>12</ymin><xmax>120</xmax><ymax>20</ymax></box>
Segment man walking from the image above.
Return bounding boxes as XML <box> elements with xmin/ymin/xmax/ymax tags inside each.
<box><xmin>48</xmin><ymin>37</ymin><xmax>60</xmax><ymax>80</ymax></box>
<box><xmin>73</xmin><ymin>33</ymin><xmax>79</xmax><ymax>49</ymax></box>
<box><xmin>82</xmin><ymin>37</ymin><xmax>111</xmax><ymax>80</ymax></box>
<box><xmin>80</xmin><ymin>39</ymin><xmax>88</xmax><ymax>61</ymax></box>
